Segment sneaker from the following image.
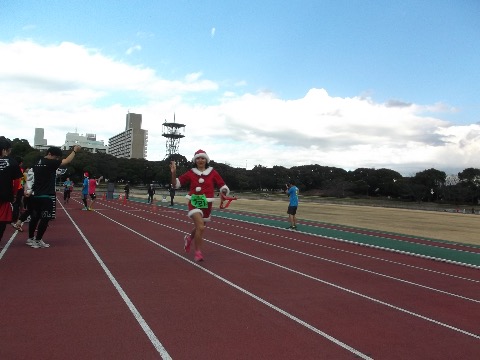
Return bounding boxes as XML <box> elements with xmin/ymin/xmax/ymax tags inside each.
<box><xmin>287</xmin><ymin>225</ymin><xmax>294</xmax><ymax>229</ymax></box>
<box><xmin>194</xmin><ymin>250</ymin><xmax>204</xmax><ymax>262</ymax></box>
<box><xmin>30</xmin><ymin>240</ymin><xmax>50</xmax><ymax>248</ymax></box>
<box><xmin>81</xmin><ymin>207</ymin><xmax>88</xmax><ymax>211</ymax></box>
<box><xmin>25</xmin><ymin>216</ymin><xmax>31</xmax><ymax>223</ymax></box>
<box><xmin>12</xmin><ymin>222</ymin><xmax>23</xmax><ymax>232</ymax></box>
<box><xmin>26</xmin><ymin>238</ymin><xmax>35</xmax><ymax>246</ymax></box>
<box><xmin>292</xmin><ymin>225</ymin><xmax>297</xmax><ymax>230</ymax></box>
<box><xmin>184</xmin><ymin>234</ymin><xmax>192</xmax><ymax>253</ymax></box>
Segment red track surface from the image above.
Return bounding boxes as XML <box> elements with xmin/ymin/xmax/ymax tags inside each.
<box><xmin>1</xmin><ymin>195</ymin><xmax>479</xmax><ymax>359</ymax></box>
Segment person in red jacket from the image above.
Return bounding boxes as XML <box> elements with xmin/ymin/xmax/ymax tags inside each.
<box><xmin>88</xmin><ymin>174</ymin><xmax>103</xmax><ymax>210</ymax></box>
<box><xmin>170</xmin><ymin>149</ymin><xmax>230</xmax><ymax>262</ymax></box>
<box><xmin>11</xmin><ymin>156</ymin><xmax>24</xmax><ymax>226</ymax></box>
<box><xmin>0</xmin><ymin>137</ymin><xmax>23</xmax><ymax>248</ymax></box>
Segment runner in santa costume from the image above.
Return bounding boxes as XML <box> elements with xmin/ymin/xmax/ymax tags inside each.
<box><xmin>170</xmin><ymin>149</ymin><xmax>230</xmax><ymax>262</ymax></box>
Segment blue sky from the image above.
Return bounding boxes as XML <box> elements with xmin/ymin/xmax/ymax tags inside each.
<box><xmin>1</xmin><ymin>0</ymin><xmax>479</xmax><ymax>175</ymax></box>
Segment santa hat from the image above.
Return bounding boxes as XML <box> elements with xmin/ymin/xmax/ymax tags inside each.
<box><xmin>192</xmin><ymin>149</ymin><xmax>210</xmax><ymax>163</ymax></box>
<box><xmin>84</xmin><ymin>172</ymin><xmax>89</xmax><ymax>177</ymax></box>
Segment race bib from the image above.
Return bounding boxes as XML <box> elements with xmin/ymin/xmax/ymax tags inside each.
<box><xmin>190</xmin><ymin>194</ymin><xmax>208</xmax><ymax>208</ymax></box>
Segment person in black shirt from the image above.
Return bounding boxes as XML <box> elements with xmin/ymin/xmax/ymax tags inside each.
<box><xmin>147</xmin><ymin>184</ymin><xmax>155</xmax><ymax>204</ymax></box>
<box><xmin>27</xmin><ymin>145</ymin><xmax>81</xmax><ymax>248</ymax></box>
<box><xmin>169</xmin><ymin>184</ymin><xmax>175</xmax><ymax>206</ymax></box>
<box><xmin>0</xmin><ymin>137</ymin><xmax>23</xmax><ymax>248</ymax></box>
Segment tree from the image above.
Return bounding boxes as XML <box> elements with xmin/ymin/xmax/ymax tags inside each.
<box><xmin>412</xmin><ymin>168</ymin><xmax>446</xmax><ymax>201</ymax></box>
<box><xmin>458</xmin><ymin>168</ymin><xmax>480</xmax><ymax>204</ymax></box>
<box><xmin>8</xmin><ymin>138</ymin><xmax>480</xmax><ymax>205</ymax></box>
<box><xmin>251</xmin><ymin>165</ymin><xmax>269</xmax><ymax>191</ymax></box>
<box><xmin>11</xmin><ymin>138</ymin><xmax>40</xmax><ymax>167</ymax></box>
<box><xmin>374</xmin><ymin>168</ymin><xmax>403</xmax><ymax>197</ymax></box>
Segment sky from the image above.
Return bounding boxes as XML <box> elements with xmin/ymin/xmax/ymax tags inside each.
<box><xmin>1</xmin><ymin>0</ymin><xmax>479</xmax><ymax>176</ymax></box>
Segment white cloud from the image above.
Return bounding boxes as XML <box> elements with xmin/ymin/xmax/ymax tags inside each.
<box><xmin>0</xmin><ymin>39</ymin><xmax>479</xmax><ymax>175</ymax></box>
<box><xmin>211</xmin><ymin>27</ymin><xmax>216</xmax><ymax>38</ymax></box>
<box><xmin>126</xmin><ymin>44</ymin><xmax>142</xmax><ymax>55</ymax></box>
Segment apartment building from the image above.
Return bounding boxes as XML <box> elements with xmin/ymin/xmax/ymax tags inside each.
<box><xmin>62</xmin><ymin>132</ymin><xmax>108</xmax><ymax>154</ymax></box>
<box><xmin>108</xmin><ymin>112</ymin><xmax>148</xmax><ymax>159</ymax></box>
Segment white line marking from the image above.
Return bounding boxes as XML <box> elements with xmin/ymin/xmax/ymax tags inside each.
<box><xmin>216</xmin><ymin>213</ymin><xmax>480</xmax><ymax>269</ymax></box>
<box><xmin>94</xmin><ymin>209</ymin><xmax>373</xmax><ymax>359</ymax></box>
<box><xmin>217</xmin><ymin>219</ymin><xmax>480</xmax><ymax>283</ymax></box>
<box><xmin>62</xmin><ymin>206</ymin><xmax>172</xmax><ymax>359</ymax></box>
<box><xmin>211</xmin><ymin>240</ymin><xmax>480</xmax><ymax>340</ymax></box>
<box><xmin>0</xmin><ymin>232</ymin><xmax>17</xmax><ymax>259</ymax></box>
<box><xmin>213</xmin><ymin>225</ymin><xmax>480</xmax><ymax>303</ymax></box>
<box><xmin>93</xmin><ymin>202</ymin><xmax>480</xmax><ymax>343</ymax></box>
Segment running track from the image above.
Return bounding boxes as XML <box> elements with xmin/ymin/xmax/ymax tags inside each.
<box><xmin>1</xmin><ymin>194</ymin><xmax>479</xmax><ymax>359</ymax></box>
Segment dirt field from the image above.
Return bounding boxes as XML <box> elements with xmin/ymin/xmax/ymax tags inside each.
<box><xmin>228</xmin><ymin>198</ymin><xmax>480</xmax><ymax>246</ymax></box>
<box><xmin>129</xmin><ymin>189</ymin><xmax>479</xmax><ymax>246</ymax></box>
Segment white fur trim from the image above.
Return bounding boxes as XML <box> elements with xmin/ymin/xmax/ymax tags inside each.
<box><xmin>187</xmin><ymin>208</ymin><xmax>203</xmax><ymax>218</ymax></box>
<box><xmin>192</xmin><ymin>150</ymin><xmax>210</xmax><ymax>163</ymax></box>
<box><xmin>192</xmin><ymin>167</ymin><xmax>213</xmax><ymax>176</ymax></box>
<box><xmin>219</xmin><ymin>185</ymin><xmax>230</xmax><ymax>196</ymax></box>
<box><xmin>187</xmin><ymin>208</ymin><xmax>212</xmax><ymax>222</ymax></box>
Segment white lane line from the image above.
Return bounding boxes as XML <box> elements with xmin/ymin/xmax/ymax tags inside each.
<box><xmin>97</xmin><ymin>205</ymin><xmax>480</xmax><ymax>341</ymax></box>
<box><xmin>212</xmin><ymin>240</ymin><xmax>480</xmax><ymax>340</ymax></box>
<box><xmin>0</xmin><ymin>231</ymin><xmax>17</xmax><ymax>259</ymax></box>
<box><xmin>215</xmin><ymin>213</ymin><xmax>480</xmax><ymax>269</ymax></box>
<box><xmin>212</xmin><ymin>226</ymin><xmax>480</xmax><ymax>303</ymax></box>
<box><xmin>93</xmin><ymin>208</ymin><xmax>373</xmax><ymax>359</ymax></box>
<box><xmin>215</xmin><ymin>219</ymin><xmax>480</xmax><ymax>284</ymax></box>
<box><xmin>62</xmin><ymin>207</ymin><xmax>172</xmax><ymax>359</ymax></box>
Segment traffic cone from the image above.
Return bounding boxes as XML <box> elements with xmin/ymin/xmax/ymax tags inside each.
<box><xmin>123</xmin><ymin>195</ymin><xmax>127</xmax><ymax>205</ymax></box>
<box><xmin>102</xmin><ymin>193</ymin><xmax>106</xmax><ymax>200</ymax></box>
<box><xmin>118</xmin><ymin>194</ymin><xmax>122</xmax><ymax>202</ymax></box>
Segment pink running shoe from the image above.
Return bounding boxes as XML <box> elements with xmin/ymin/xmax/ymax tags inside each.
<box><xmin>184</xmin><ymin>234</ymin><xmax>192</xmax><ymax>253</ymax></box>
<box><xmin>194</xmin><ymin>250</ymin><xmax>204</xmax><ymax>262</ymax></box>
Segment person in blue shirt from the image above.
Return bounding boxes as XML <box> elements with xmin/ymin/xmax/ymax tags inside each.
<box><xmin>63</xmin><ymin>177</ymin><xmax>73</xmax><ymax>204</ymax></box>
<box><xmin>286</xmin><ymin>180</ymin><xmax>299</xmax><ymax>230</ymax></box>
<box><xmin>81</xmin><ymin>172</ymin><xmax>89</xmax><ymax>210</ymax></box>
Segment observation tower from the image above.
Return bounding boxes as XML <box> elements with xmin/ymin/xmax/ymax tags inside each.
<box><xmin>162</xmin><ymin>114</ymin><xmax>186</xmax><ymax>159</ymax></box>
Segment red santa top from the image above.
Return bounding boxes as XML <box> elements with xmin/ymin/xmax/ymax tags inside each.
<box><xmin>174</xmin><ymin>149</ymin><xmax>229</xmax><ymax>202</ymax></box>
<box><xmin>176</xmin><ymin>166</ymin><xmax>229</xmax><ymax>202</ymax></box>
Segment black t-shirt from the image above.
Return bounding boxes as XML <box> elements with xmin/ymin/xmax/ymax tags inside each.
<box><xmin>0</xmin><ymin>156</ymin><xmax>23</xmax><ymax>202</ymax></box>
<box><xmin>32</xmin><ymin>157</ymin><xmax>62</xmax><ymax>196</ymax></box>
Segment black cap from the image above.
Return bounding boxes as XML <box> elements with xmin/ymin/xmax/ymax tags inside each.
<box><xmin>47</xmin><ymin>146</ymin><xmax>63</xmax><ymax>157</ymax></box>
<box><xmin>0</xmin><ymin>136</ymin><xmax>12</xmax><ymax>151</ymax></box>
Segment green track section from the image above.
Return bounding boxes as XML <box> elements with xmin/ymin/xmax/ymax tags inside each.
<box><xmin>213</xmin><ymin>209</ymin><xmax>480</xmax><ymax>268</ymax></box>
<box><xmin>138</xmin><ymin>200</ymin><xmax>480</xmax><ymax>268</ymax></box>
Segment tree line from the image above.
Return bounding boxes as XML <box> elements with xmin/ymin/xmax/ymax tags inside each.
<box><xmin>10</xmin><ymin>138</ymin><xmax>480</xmax><ymax>205</ymax></box>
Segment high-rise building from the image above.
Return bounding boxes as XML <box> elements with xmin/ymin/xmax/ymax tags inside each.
<box><xmin>33</xmin><ymin>128</ymin><xmax>109</xmax><ymax>153</ymax></box>
<box><xmin>34</xmin><ymin>128</ymin><xmax>49</xmax><ymax>150</ymax></box>
<box><xmin>62</xmin><ymin>132</ymin><xmax>108</xmax><ymax>154</ymax></box>
<box><xmin>108</xmin><ymin>112</ymin><xmax>148</xmax><ymax>159</ymax></box>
